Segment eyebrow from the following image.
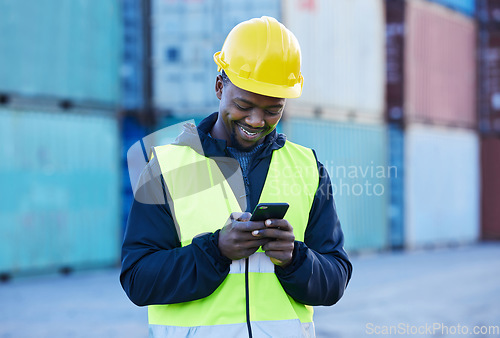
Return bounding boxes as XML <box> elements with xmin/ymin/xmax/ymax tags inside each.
<box><xmin>234</xmin><ymin>98</ymin><xmax>284</xmax><ymax>109</ymax></box>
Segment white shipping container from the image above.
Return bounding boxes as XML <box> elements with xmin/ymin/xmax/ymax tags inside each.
<box><xmin>283</xmin><ymin>0</ymin><xmax>385</xmax><ymax>118</ymax></box>
<box><xmin>152</xmin><ymin>0</ymin><xmax>281</xmax><ymax>117</ymax></box>
<box><xmin>405</xmin><ymin>125</ymin><xmax>480</xmax><ymax>248</ymax></box>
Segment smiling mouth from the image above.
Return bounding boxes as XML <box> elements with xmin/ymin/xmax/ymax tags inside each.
<box><xmin>238</xmin><ymin>124</ymin><xmax>263</xmax><ymax>138</ymax></box>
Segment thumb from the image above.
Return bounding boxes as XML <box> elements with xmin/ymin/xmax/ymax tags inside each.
<box><xmin>236</xmin><ymin>212</ymin><xmax>252</xmax><ymax>222</ymax></box>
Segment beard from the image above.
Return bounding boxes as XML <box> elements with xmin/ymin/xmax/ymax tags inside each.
<box><xmin>230</xmin><ymin>131</ymin><xmax>257</xmax><ymax>152</ymax></box>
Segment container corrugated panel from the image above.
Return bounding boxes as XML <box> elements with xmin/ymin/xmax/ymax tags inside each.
<box><xmin>0</xmin><ymin>1</ymin><xmax>121</xmax><ymax>105</ymax></box>
<box><xmin>388</xmin><ymin>123</ymin><xmax>405</xmax><ymax>248</ymax></box>
<box><xmin>405</xmin><ymin>125</ymin><xmax>479</xmax><ymax>248</ymax></box>
<box><xmin>0</xmin><ymin>109</ymin><xmax>121</xmax><ymax>275</ymax></box>
<box><xmin>152</xmin><ymin>0</ymin><xmax>281</xmax><ymax>117</ymax></box>
<box><xmin>152</xmin><ymin>0</ymin><xmax>219</xmax><ymax>115</ymax></box>
<box><xmin>283</xmin><ymin>0</ymin><xmax>385</xmax><ymax>118</ymax></box>
<box><xmin>426</xmin><ymin>0</ymin><xmax>476</xmax><ymax>17</ymax></box>
<box><xmin>283</xmin><ymin>118</ymin><xmax>389</xmax><ymax>252</ymax></box>
<box><xmin>121</xmin><ymin>0</ymin><xmax>144</xmax><ymax>110</ymax></box>
<box><xmin>480</xmin><ymin>137</ymin><xmax>500</xmax><ymax>240</ymax></box>
<box><xmin>405</xmin><ymin>0</ymin><xmax>477</xmax><ymax>128</ymax></box>
<box><xmin>478</xmin><ymin>30</ymin><xmax>500</xmax><ymax>135</ymax></box>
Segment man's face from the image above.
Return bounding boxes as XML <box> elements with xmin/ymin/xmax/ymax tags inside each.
<box><xmin>215</xmin><ymin>75</ymin><xmax>286</xmax><ymax>151</ymax></box>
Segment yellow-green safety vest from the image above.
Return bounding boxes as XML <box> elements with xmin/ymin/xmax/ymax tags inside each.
<box><xmin>149</xmin><ymin>140</ymin><xmax>319</xmax><ymax>338</ymax></box>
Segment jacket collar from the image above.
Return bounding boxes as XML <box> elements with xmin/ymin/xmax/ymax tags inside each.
<box><xmin>177</xmin><ymin>112</ymin><xmax>286</xmax><ymax>159</ymax></box>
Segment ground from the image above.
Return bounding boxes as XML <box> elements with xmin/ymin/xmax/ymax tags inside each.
<box><xmin>1</xmin><ymin>242</ymin><xmax>499</xmax><ymax>337</ymax></box>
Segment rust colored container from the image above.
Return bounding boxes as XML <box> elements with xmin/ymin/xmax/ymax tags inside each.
<box><xmin>385</xmin><ymin>0</ymin><xmax>406</xmax><ymax>123</ymax></box>
<box><xmin>481</xmin><ymin>137</ymin><xmax>500</xmax><ymax>240</ymax></box>
<box><xmin>405</xmin><ymin>0</ymin><xmax>477</xmax><ymax>128</ymax></box>
<box><xmin>478</xmin><ymin>30</ymin><xmax>500</xmax><ymax>135</ymax></box>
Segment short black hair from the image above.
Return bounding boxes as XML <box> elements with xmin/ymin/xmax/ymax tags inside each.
<box><xmin>221</xmin><ymin>70</ymin><xmax>231</xmax><ymax>85</ymax></box>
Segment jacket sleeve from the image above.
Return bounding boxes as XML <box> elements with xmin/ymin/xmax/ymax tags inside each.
<box><xmin>120</xmin><ymin>157</ymin><xmax>232</xmax><ymax>306</ymax></box>
<box><xmin>275</xmin><ymin>160</ymin><xmax>353</xmax><ymax>306</ymax></box>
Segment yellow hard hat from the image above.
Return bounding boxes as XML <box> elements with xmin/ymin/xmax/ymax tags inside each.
<box><xmin>214</xmin><ymin>16</ymin><xmax>303</xmax><ymax>99</ymax></box>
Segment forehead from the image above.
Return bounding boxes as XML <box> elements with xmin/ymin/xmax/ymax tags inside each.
<box><xmin>225</xmin><ymin>81</ymin><xmax>286</xmax><ymax>107</ymax></box>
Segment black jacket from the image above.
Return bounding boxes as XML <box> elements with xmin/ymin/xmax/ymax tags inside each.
<box><xmin>120</xmin><ymin>112</ymin><xmax>352</xmax><ymax>307</ymax></box>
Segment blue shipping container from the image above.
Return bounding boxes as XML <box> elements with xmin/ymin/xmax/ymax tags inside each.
<box><xmin>0</xmin><ymin>108</ymin><xmax>121</xmax><ymax>275</ymax></box>
<box><xmin>283</xmin><ymin>118</ymin><xmax>389</xmax><ymax>252</ymax></box>
<box><xmin>388</xmin><ymin>123</ymin><xmax>405</xmax><ymax>249</ymax></box>
<box><xmin>121</xmin><ymin>0</ymin><xmax>145</xmax><ymax>110</ymax></box>
<box><xmin>405</xmin><ymin>125</ymin><xmax>480</xmax><ymax>248</ymax></box>
<box><xmin>426</xmin><ymin>0</ymin><xmax>476</xmax><ymax>17</ymax></box>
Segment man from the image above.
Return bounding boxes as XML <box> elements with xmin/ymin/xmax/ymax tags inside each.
<box><xmin>121</xmin><ymin>16</ymin><xmax>352</xmax><ymax>338</ymax></box>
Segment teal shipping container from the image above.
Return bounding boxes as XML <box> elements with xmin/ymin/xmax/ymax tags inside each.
<box><xmin>283</xmin><ymin>118</ymin><xmax>389</xmax><ymax>252</ymax></box>
<box><xmin>0</xmin><ymin>1</ymin><xmax>121</xmax><ymax>105</ymax></box>
<box><xmin>0</xmin><ymin>108</ymin><xmax>121</xmax><ymax>276</ymax></box>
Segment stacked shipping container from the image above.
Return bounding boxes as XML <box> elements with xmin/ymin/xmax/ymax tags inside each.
<box><xmin>282</xmin><ymin>0</ymin><xmax>390</xmax><ymax>252</ymax></box>
<box><xmin>0</xmin><ymin>1</ymin><xmax>121</xmax><ymax>106</ymax></box>
<box><xmin>151</xmin><ymin>0</ymin><xmax>281</xmax><ymax>117</ymax></box>
<box><xmin>477</xmin><ymin>0</ymin><xmax>500</xmax><ymax>240</ymax></box>
<box><xmin>0</xmin><ymin>2</ymin><xmax>122</xmax><ymax>277</ymax></box>
<box><xmin>0</xmin><ymin>109</ymin><xmax>121</xmax><ymax>275</ymax></box>
<box><xmin>385</xmin><ymin>0</ymin><xmax>480</xmax><ymax>249</ymax></box>
<box><xmin>121</xmin><ymin>0</ymin><xmax>488</xmax><ymax>254</ymax></box>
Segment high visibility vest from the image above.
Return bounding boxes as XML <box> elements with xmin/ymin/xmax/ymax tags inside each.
<box><xmin>149</xmin><ymin>141</ymin><xmax>319</xmax><ymax>338</ymax></box>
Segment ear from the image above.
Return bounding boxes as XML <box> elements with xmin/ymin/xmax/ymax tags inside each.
<box><xmin>215</xmin><ymin>75</ymin><xmax>224</xmax><ymax>100</ymax></box>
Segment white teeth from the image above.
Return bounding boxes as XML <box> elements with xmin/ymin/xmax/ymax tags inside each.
<box><xmin>240</xmin><ymin>126</ymin><xmax>258</xmax><ymax>136</ymax></box>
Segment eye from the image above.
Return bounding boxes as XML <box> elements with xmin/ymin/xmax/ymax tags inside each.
<box><xmin>265</xmin><ymin>109</ymin><xmax>282</xmax><ymax>116</ymax></box>
<box><xmin>235</xmin><ymin>102</ymin><xmax>251</xmax><ymax>111</ymax></box>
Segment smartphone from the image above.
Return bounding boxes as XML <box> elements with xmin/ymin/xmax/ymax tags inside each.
<box><xmin>249</xmin><ymin>203</ymin><xmax>289</xmax><ymax>222</ymax></box>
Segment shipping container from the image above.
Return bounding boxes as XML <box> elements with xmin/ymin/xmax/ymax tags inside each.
<box><xmin>0</xmin><ymin>1</ymin><xmax>121</xmax><ymax>106</ymax></box>
<box><xmin>0</xmin><ymin>108</ymin><xmax>121</xmax><ymax>276</ymax></box>
<box><xmin>427</xmin><ymin>0</ymin><xmax>476</xmax><ymax>17</ymax></box>
<box><xmin>480</xmin><ymin>137</ymin><xmax>500</xmax><ymax>240</ymax></box>
<box><xmin>405</xmin><ymin>0</ymin><xmax>477</xmax><ymax>128</ymax></box>
<box><xmin>283</xmin><ymin>0</ymin><xmax>385</xmax><ymax>120</ymax></box>
<box><xmin>282</xmin><ymin>117</ymin><xmax>389</xmax><ymax>252</ymax></box>
<box><xmin>405</xmin><ymin>125</ymin><xmax>480</xmax><ymax>248</ymax></box>
<box><xmin>478</xmin><ymin>30</ymin><xmax>500</xmax><ymax>135</ymax></box>
<box><xmin>121</xmin><ymin>0</ymin><xmax>145</xmax><ymax>110</ymax></box>
<box><xmin>388</xmin><ymin>123</ymin><xmax>405</xmax><ymax>249</ymax></box>
<box><xmin>152</xmin><ymin>0</ymin><xmax>281</xmax><ymax>117</ymax></box>
<box><xmin>385</xmin><ymin>0</ymin><xmax>406</xmax><ymax>122</ymax></box>
<box><xmin>477</xmin><ymin>0</ymin><xmax>500</xmax><ymax>26</ymax></box>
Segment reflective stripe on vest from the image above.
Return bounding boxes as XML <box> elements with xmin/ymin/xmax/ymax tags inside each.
<box><xmin>149</xmin><ymin>141</ymin><xmax>319</xmax><ymax>337</ymax></box>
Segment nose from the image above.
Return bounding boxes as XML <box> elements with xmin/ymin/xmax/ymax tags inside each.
<box><xmin>245</xmin><ymin>109</ymin><xmax>265</xmax><ymax>128</ymax></box>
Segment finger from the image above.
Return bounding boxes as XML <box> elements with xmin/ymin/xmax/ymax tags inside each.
<box><xmin>253</xmin><ymin>228</ymin><xmax>295</xmax><ymax>241</ymax></box>
<box><xmin>233</xmin><ymin>231</ymin><xmax>272</xmax><ymax>242</ymax></box>
<box><xmin>237</xmin><ymin>238</ymin><xmax>273</xmax><ymax>250</ymax></box>
<box><xmin>264</xmin><ymin>250</ymin><xmax>293</xmax><ymax>264</ymax></box>
<box><xmin>233</xmin><ymin>220</ymin><xmax>267</xmax><ymax>232</ymax></box>
<box><xmin>264</xmin><ymin>219</ymin><xmax>293</xmax><ymax>232</ymax></box>
<box><xmin>262</xmin><ymin>240</ymin><xmax>295</xmax><ymax>252</ymax></box>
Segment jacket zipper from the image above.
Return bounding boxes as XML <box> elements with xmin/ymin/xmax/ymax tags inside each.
<box><xmin>245</xmin><ymin>257</ymin><xmax>253</xmax><ymax>338</ymax></box>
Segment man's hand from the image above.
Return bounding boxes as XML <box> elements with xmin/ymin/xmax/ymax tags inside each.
<box><xmin>218</xmin><ymin>212</ymin><xmax>271</xmax><ymax>261</ymax></box>
<box><xmin>251</xmin><ymin>219</ymin><xmax>295</xmax><ymax>268</ymax></box>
